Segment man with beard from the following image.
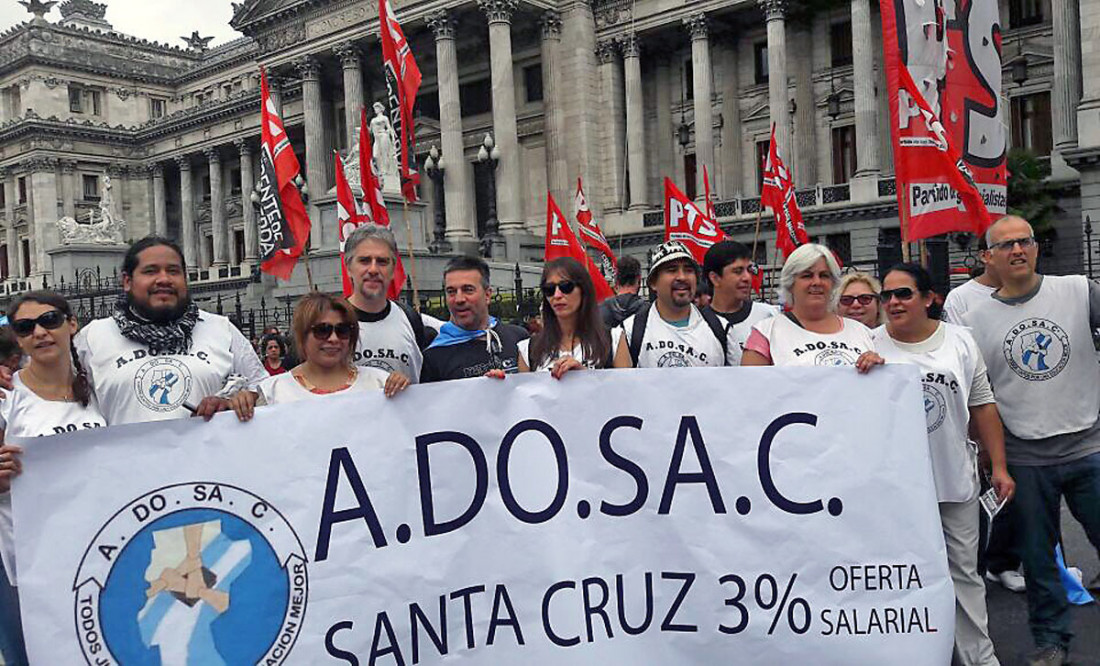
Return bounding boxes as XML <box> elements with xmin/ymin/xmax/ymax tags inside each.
<box><xmin>343</xmin><ymin>225</ymin><xmax>433</xmax><ymax>387</ymax></box>
<box><xmin>613</xmin><ymin>241</ymin><xmax>727</xmax><ymax>368</ymax></box>
<box><xmin>420</xmin><ymin>255</ymin><xmax>528</xmax><ymax>382</ymax></box>
<box><xmin>72</xmin><ymin>237</ymin><xmax>266</xmax><ymax>424</ymax></box>
<box><xmin>702</xmin><ymin>240</ymin><xmax>778</xmax><ymax>366</ymax></box>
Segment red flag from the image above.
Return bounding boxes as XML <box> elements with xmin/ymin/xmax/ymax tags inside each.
<box><xmin>664</xmin><ymin>177</ymin><xmax>727</xmax><ymax>264</ymax></box>
<box><xmin>879</xmin><ymin>0</ymin><xmax>1003</xmax><ymax>241</ymax></box>
<box><xmin>335</xmin><ymin>151</ymin><xmax>363</xmax><ymax>297</ymax></box>
<box><xmin>357</xmin><ymin>107</ymin><xmax>405</xmax><ymax>300</ymax></box>
<box><xmin>256</xmin><ymin>68</ymin><xmax>311</xmax><ymax>280</ymax></box>
<box><xmin>761</xmin><ymin>124</ymin><xmax>808</xmax><ymax>259</ymax></box>
<box><xmin>545</xmin><ymin>194</ymin><xmax>614</xmax><ymax>303</ymax></box>
<box><xmin>574</xmin><ymin>178</ymin><xmax>616</xmax><ymax>269</ymax></box>
<box><xmin>379</xmin><ymin>0</ymin><xmax>421</xmax><ymax>202</ymax></box>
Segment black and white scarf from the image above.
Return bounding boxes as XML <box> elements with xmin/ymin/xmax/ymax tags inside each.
<box><xmin>111</xmin><ymin>293</ymin><xmax>200</xmax><ymax>353</ymax></box>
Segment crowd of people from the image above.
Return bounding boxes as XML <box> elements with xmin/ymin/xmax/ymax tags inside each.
<box><xmin>0</xmin><ymin>215</ymin><xmax>1093</xmax><ymax>665</ymax></box>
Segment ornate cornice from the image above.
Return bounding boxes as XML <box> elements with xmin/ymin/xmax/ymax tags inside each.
<box><xmin>175</xmin><ymin>155</ymin><xmax>193</xmax><ymax>171</ymax></box>
<box><xmin>150</xmin><ymin>162</ymin><xmax>164</xmax><ymax>177</ymax></box>
<box><xmin>59</xmin><ymin>159</ymin><xmax>77</xmax><ymax>174</ymax></box>
<box><xmin>595</xmin><ymin>38</ymin><xmax>618</xmax><ymax>64</ymax></box>
<box><xmin>540</xmin><ymin>11</ymin><xmax>562</xmax><ymax>40</ymax></box>
<box><xmin>203</xmin><ymin>146</ymin><xmax>222</xmax><ymax>164</ymax></box>
<box><xmin>619</xmin><ymin>32</ymin><xmax>640</xmax><ymax>58</ymax></box>
<box><xmin>478</xmin><ymin>0</ymin><xmax>518</xmax><ymax>25</ymax></box>
<box><xmin>427</xmin><ymin>10</ymin><xmax>456</xmax><ymax>40</ymax></box>
<box><xmin>683</xmin><ymin>13</ymin><xmax>708</xmax><ymax>40</ymax></box>
<box><xmin>758</xmin><ymin>0</ymin><xmax>786</xmax><ymax>21</ymax></box>
<box><xmin>234</xmin><ymin>137</ymin><xmax>254</xmax><ymax>154</ymax></box>
<box><xmin>333</xmin><ymin>41</ymin><xmax>361</xmax><ymax>69</ymax></box>
<box><xmin>22</xmin><ymin>156</ymin><xmax>59</xmax><ymax>172</ymax></box>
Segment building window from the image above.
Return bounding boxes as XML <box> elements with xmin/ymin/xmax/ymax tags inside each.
<box><xmin>150</xmin><ymin>98</ymin><xmax>166</xmax><ymax>119</ymax></box>
<box><xmin>194</xmin><ymin>92</ymin><xmax>204</xmax><ymax>106</ymax></box>
<box><xmin>234</xmin><ymin>229</ymin><xmax>245</xmax><ymax>264</ymax></box>
<box><xmin>0</xmin><ymin>245</ymin><xmax>7</xmax><ymax>280</ymax></box>
<box><xmin>826</xmin><ymin>232</ymin><xmax>852</xmax><ymax>265</ymax></box>
<box><xmin>0</xmin><ymin>185</ymin><xmax>5</xmax><ymax>208</ymax></box>
<box><xmin>230</xmin><ymin>169</ymin><xmax>242</xmax><ymax>195</ymax></box>
<box><xmin>223</xmin><ymin>83</ymin><xmax>233</xmax><ymax>98</ymax></box>
<box><xmin>459</xmin><ymin>78</ymin><xmax>493</xmax><ymax>117</ymax></box>
<box><xmin>1011</xmin><ymin>92</ymin><xmax>1052</xmax><ymax>157</ymax></box>
<box><xmin>204</xmin><ymin>235</ymin><xmax>214</xmax><ymax>267</ymax></box>
<box><xmin>202</xmin><ymin>176</ymin><xmax>211</xmax><ymax>201</ymax></box>
<box><xmin>684</xmin><ymin>154</ymin><xmax>697</xmax><ymax>200</ymax></box>
<box><xmin>830</xmin><ymin>22</ymin><xmax>853</xmax><ymax>68</ymax></box>
<box><xmin>69</xmin><ymin>85</ymin><xmax>84</xmax><ymax>113</ymax></box>
<box><xmin>831</xmin><ymin>125</ymin><xmax>858</xmax><ymax>184</ymax></box>
<box><xmin>754</xmin><ymin>42</ymin><xmax>769</xmax><ymax>85</ymax></box>
<box><xmin>20</xmin><ymin>238</ymin><xmax>29</xmax><ymax>277</ymax></box>
<box><xmin>523</xmin><ymin>64</ymin><xmax>543</xmax><ymax>103</ymax></box>
<box><xmin>89</xmin><ymin>89</ymin><xmax>102</xmax><ymax>116</ymax></box>
<box><xmin>1008</xmin><ymin>0</ymin><xmax>1043</xmax><ymax>28</ymax></box>
<box><xmin>756</xmin><ymin>139</ymin><xmax>770</xmax><ymax>191</ymax></box>
<box><xmin>684</xmin><ymin>58</ymin><xmax>694</xmax><ymax>101</ymax></box>
<box><xmin>82</xmin><ymin>174</ymin><xmax>100</xmax><ymax>201</ymax></box>
<box><xmin>7</xmin><ymin>85</ymin><xmax>21</xmax><ymax>118</ymax></box>
<box><xmin>17</xmin><ymin>177</ymin><xmax>26</xmax><ymax>204</ymax></box>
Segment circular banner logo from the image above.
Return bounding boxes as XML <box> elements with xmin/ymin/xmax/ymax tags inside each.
<box><xmin>73</xmin><ymin>483</ymin><xmax>308</xmax><ymax>665</ymax></box>
<box><xmin>1002</xmin><ymin>318</ymin><xmax>1070</xmax><ymax>381</ymax></box>
<box><xmin>133</xmin><ymin>358</ymin><xmax>194</xmax><ymax>412</ymax></box>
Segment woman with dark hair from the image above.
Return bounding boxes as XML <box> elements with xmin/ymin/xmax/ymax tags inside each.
<box><xmin>260</xmin><ymin>334</ymin><xmax>289</xmax><ymax>376</ymax></box>
<box><xmin>872</xmin><ymin>263</ymin><xmax>1013</xmax><ymax>666</ymax></box>
<box><xmin>0</xmin><ymin>291</ymin><xmax>106</xmax><ymax>665</ymax></box>
<box><xmin>518</xmin><ymin>257</ymin><xmax>613</xmax><ymax>378</ymax></box>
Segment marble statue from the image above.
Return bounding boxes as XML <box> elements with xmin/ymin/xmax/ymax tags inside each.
<box><xmin>369</xmin><ymin>102</ymin><xmax>400</xmax><ymax>193</ymax></box>
<box><xmin>56</xmin><ymin>175</ymin><xmax>126</xmax><ymax>245</ymax></box>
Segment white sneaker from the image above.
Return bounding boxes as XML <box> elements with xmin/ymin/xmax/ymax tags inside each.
<box><xmin>1067</xmin><ymin>567</ymin><xmax>1084</xmax><ymax>586</ymax></box>
<box><xmin>985</xmin><ymin>568</ymin><xmax>1027</xmax><ymax>592</ymax></box>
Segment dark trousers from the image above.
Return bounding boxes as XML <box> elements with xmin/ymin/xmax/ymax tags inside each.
<box><xmin>0</xmin><ymin>559</ymin><xmax>27</xmax><ymax>666</ymax></box>
<box><xmin>980</xmin><ymin>495</ymin><xmax>1021</xmax><ymax>576</ymax></box>
<box><xmin>1009</xmin><ymin>452</ymin><xmax>1100</xmax><ymax>650</ymax></box>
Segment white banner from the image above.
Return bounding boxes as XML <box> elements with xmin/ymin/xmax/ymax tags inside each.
<box><xmin>14</xmin><ymin>366</ymin><xmax>954</xmax><ymax>665</ymax></box>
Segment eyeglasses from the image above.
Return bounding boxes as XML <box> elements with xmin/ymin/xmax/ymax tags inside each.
<box><xmin>309</xmin><ymin>322</ymin><xmax>355</xmax><ymax>341</ymax></box>
<box><xmin>541</xmin><ymin>280</ymin><xmax>576</xmax><ymax>298</ymax></box>
<box><xmin>839</xmin><ymin>294</ymin><xmax>880</xmax><ymax>307</ymax></box>
<box><xmin>989</xmin><ymin>236</ymin><xmax>1036</xmax><ymax>252</ymax></box>
<box><xmin>11</xmin><ymin>310</ymin><xmax>67</xmax><ymax>337</ymax></box>
<box><xmin>880</xmin><ymin>287</ymin><xmax>916</xmax><ymax>302</ymax></box>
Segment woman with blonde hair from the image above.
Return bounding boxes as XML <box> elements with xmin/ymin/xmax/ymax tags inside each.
<box><xmin>741</xmin><ymin>244</ymin><xmax>882</xmax><ymax>371</ymax></box>
<box><xmin>837</xmin><ymin>272</ymin><xmax>882</xmax><ymax>329</ymax></box>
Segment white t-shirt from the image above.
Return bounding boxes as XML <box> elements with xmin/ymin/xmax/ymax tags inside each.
<box><xmin>713</xmin><ymin>301</ymin><xmax>780</xmax><ymax>366</ymax></box>
<box><xmin>0</xmin><ymin>372</ymin><xmax>106</xmax><ymax>584</ymax></box>
<box><xmin>518</xmin><ymin>335</ymin><xmax>620</xmax><ymax>372</ymax></box>
<box><xmin>873</xmin><ymin>323</ymin><xmax>995</xmax><ymax>503</ymax></box>
<box><xmin>74</xmin><ymin>310</ymin><xmax>267</xmax><ymax>425</ymax></box>
<box><xmin>941</xmin><ymin>279</ymin><xmax>996</xmax><ymax>325</ymax></box>
<box><xmin>620</xmin><ymin>305</ymin><xmax>725</xmax><ymax>368</ymax></box>
<box><xmin>421</xmin><ymin>313</ymin><xmax>445</xmax><ymax>332</ymax></box>
<box><xmin>353</xmin><ymin>302</ymin><xmax>423</xmax><ymax>384</ymax></box>
<box><xmin>257</xmin><ymin>366</ymin><xmax>389</xmax><ymax>405</ymax></box>
<box><xmin>749</xmin><ymin>314</ymin><xmax>874</xmax><ymax>367</ymax></box>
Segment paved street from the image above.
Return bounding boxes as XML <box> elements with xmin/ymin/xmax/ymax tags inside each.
<box><xmin>988</xmin><ymin>505</ymin><xmax>1100</xmax><ymax>666</ymax></box>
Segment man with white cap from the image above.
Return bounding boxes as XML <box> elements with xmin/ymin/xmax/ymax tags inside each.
<box><xmin>612</xmin><ymin>241</ymin><xmax>728</xmax><ymax>368</ymax></box>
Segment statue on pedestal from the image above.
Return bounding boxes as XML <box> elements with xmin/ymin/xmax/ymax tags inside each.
<box><xmin>56</xmin><ymin>175</ymin><xmax>126</xmax><ymax>245</ymax></box>
<box><xmin>369</xmin><ymin>102</ymin><xmax>401</xmax><ymax>194</ymax></box>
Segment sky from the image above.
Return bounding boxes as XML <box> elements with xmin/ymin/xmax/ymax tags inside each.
<box><xmin>0</xmin><ymin>0</ymin><xmax>242</xmax><ymax>47</ymax></box>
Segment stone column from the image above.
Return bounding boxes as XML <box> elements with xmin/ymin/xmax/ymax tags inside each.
<box><xmin>428</xmin><ymin>10</ymin><xmax>477</xmax><ymax>244</ymax></box>
<box><xmin>335</xmin><ymin>42</ymin><xmax>364</xmax><ymax>152</ymax></box>
<box><xmin>0</xmin><ymin>169</ymin><xmax>15</xmax><ymax>278</ymax></box>
<box><xmin>1053</xmin><ymin>0</ymin><xmax>1082</xmax><ymax>153</ymax></box>
<box><xmin>560</xmin><ymin>0</ymin><xmax>601</xmax><ymax>213</ymax></box>
<box><xmin>685</xmin><ymin>13</ymin><xmax>714</xmax><ymax>199</ymax></box>
<box><xmin>236</xmin><ymin>139</ymin><xmax>258</xmax><ymax>262</ymax></box>
<box><xmin>151</xmin><ymin>162</ymin><xmax>167</xmax><ymax>236</ymax></box>
<box><xmin>297</xmin><ymin>55</ymin><xmax>326</xmax><ymax>247</ymax></box>
<box><xmin>760</xmin><ymin>0</ymin><xmax>789</xmax><ymax>162</ymax></box>
<box><xmin>597</xmin><ymin>38</ymin><xmax>625</xmax><ymax>210</ymax></box>
<box><xmin>27</xmin><ymin>158</ymin><xmax>59</xmax><ymax>276</ymax></box>
<box><xmin>655</xmin><ymin>57</ymin><xmax>676</xmax><ymax>201</ymax></box>
<box><xmin>176</xmin><ymin>156</ymin><xmax>196</xmax><ymax>267</ymax></box>
<box><xmin>851</xmin><ymin>0</ymin><xmax>880</xmax><ymax>176</ymax></box>
<box><xmin>792</xmin><ymin>25</ymin><xmax>816</xmax><ymax>185</ymax></box>
<box><xmin>621</xmin><ymin>33</ymin><xmax>648</xmax><ymax>209</ymax></box>
<box><xmin>59</xmin><ymin>160</ymin><xmax>77</xmax><ymax>219</ymax></box>
<box><xmin>541</xmin><ymin>10</ymin><xmax>569</xmax><ymax>210</ymax></box>
<box><xmin>720</xmin><ymin>43</ymin><xmax>743</xmax><ymax>198</ymax></box>
<box><xmin>205</xmin><ymin>148</ymin><xmax>226</xmax><ymax>267</ymax></box>
<box><xmin>268</xmin><ymin>74</ymin><xmax>284</xmax><ymax>117</ymax></box>
<box><xmin>478</xmin><ymin>0</ymin><xmax>524</xmax><ymax>233</ymax></box>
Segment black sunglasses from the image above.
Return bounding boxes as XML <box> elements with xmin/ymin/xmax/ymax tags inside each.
<box><xmin>839</xmin><ymin>294</ymin><xmax>880</xmax><ymax>307</ymax></box>
<box><xmin>541</xmin><ymin>280</ymin><xmax>577</xmax><ymax>298</ymax></box>
<box><xmin>310</xmin><ymin>322</ymin><xmax>355</xmax><ymax>341</ymax></box>
<box><xmin>11</xmin><ymin>310</ymin><xmax>67</xmax><ymax>337</ymax></box>
<box><xmin>880</xmin><ymin>287</ymin><xmax>916</xmax><ymax>302</ymax></box>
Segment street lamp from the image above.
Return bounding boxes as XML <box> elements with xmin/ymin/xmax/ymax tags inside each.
<box><xmin>423</xmin><ymin>144</ymin><xmax>450</xmax><ymax>253</ymax></box>
<box><xmin>1086</xmin><ymin>215</ymin><xmax>1094</xmax><ymax>278</ymax></box>
<box><xmin>477</xmin><ymin>133</ymin><xmax>501</xmax><ymax>251</ymax></box>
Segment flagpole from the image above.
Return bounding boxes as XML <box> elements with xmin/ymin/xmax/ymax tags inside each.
<box><xmin>401</xmin><ymin>198</ymin><xmax>421</xmax><ymax>311</ymax></box>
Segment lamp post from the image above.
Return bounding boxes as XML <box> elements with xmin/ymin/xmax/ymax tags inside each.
<box><xmin>1086</xmin><ymin>215</ymin><xmax>1094</xmax><ymax>278</ymax></box>
<box><xmin>477</xmin><ymin>133</ymin><xmax>501</xmax><ymax>257</ymax></box>
<box><xmin>423</xmin><ymin>144</ymin><xmax>450</xmax><ymax>253</ymax></box>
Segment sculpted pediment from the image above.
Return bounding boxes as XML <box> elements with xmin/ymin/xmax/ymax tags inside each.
<box><xmin>231</xmin><ymin>0</ymin><xmax>324</xmax><ymax>31</ymax></box>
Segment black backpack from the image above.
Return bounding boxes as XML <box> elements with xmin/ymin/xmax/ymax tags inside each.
<box><xmin>394</xmin><ymin>301</ymin><xmax>436</xmax><ymax>350</ymax></box>
<box><xmin>626</xmin><ymin>303</ymin><xmax>729</xmax><ymax>367</ymax></box>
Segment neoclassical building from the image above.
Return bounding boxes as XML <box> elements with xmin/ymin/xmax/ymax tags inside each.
<box><xmin>0</xmin><ymin>0</ymin><xmax>1090</xmax><ymax>304</ymax></box>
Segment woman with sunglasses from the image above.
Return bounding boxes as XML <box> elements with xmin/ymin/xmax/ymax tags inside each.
<box><xmin>837</xmin><ymin>272</ymin><xmax>882</xmax><ymax>329</ymax></box>
<box><xmin>518</xmin><ymin>257</ymin><xmax>613</xmax><ymax>378</ymax></box>
<box><xmin>0</xmin><ymin>291</ymin><xmax>106</xmax><ymax>665</ymax></box>
<box><xmin>742</xmin><ymin>244</ymin><xmax>882</xmax><ymax>371</ymax></box>
<box><xmin>231</xmin><ymin>293</ymin><xmax>408</xmax><ymax>418</ymax></box>
<box><xmin>872</xmin><ymin>263</ymin><xmax>1013</xmax><ymax>666</ymax></box>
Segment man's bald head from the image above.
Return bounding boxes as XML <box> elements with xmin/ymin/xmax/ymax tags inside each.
<box><xmin>985</xmin><ymin>215</ymin><xmax>1034</xmax><ymax>247</ymax></box>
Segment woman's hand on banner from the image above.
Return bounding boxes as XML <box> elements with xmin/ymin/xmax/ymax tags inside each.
<box><xmin>550</xmin><ymin>357</ymin><xmax>584</xmax><ymax>380</ymax></box>
<box><xmin>484</xmin><ymin>369</ymin><xmax>506</xmax><ymax>380</ymax></box>
<box><xmin>855</xmin><ymin>352</ymin><xmax>885</xmax><ymax>374</ymax></box>
<box><xmin>384</xmin><ymin>372</ymin><xmax>410</xmax><ymax>398</ymax></box>
<box><xmin>0</xmin><ymin>444</ymin><xmax>24</xmax><ymax>492</ymax></box>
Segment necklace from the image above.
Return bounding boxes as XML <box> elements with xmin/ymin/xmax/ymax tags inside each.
<box><xmin>294</xmin><ymin>366</ymin><xmax>357</xmax><ymax>394</ymax></box>
<box><xmin>22</xmin><ymin>364</ymin><xmax>74</xmax><ymax>402</ymax></box>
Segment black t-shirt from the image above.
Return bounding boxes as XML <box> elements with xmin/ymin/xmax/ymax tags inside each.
<box><xmin>420</xmin><ymin>323</ymin><xmax>529</xmax><ymax>383</ymax></box>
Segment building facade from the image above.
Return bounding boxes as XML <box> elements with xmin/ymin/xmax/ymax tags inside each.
<box><xmin>0</xmin><ymin>0</ymin><xmax>1090</xmax><ymax>308</ymax></box>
